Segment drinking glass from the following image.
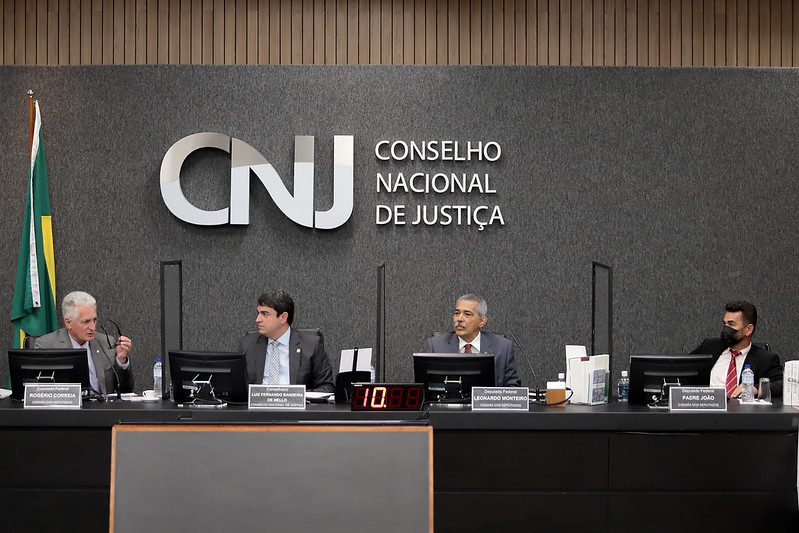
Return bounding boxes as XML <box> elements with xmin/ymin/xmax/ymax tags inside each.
<box><xmin>758</xmin><ymin>378</ymin><xmax>771</xmax><ymax>403</ymax></box>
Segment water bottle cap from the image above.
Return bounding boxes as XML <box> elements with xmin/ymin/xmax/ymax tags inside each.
<box><xmin>156</xmin><ymin>358</ymin><xmax>162</xmax><ymax>362</ymax></box>
<box><xmin>744</xmin><ymin>364</ymin><xmax>751</xmax><ymax>368</ymax></box>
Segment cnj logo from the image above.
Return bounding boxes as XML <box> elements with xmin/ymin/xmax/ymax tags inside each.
<box><xmin>160</xmin><ymin>133</ymin><xmax>354</xmax><ymax>229</ymax></box>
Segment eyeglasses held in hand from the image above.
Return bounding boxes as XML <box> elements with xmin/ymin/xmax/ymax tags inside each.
<box><xmin>100</xmin><ymin>319</ymin><xmax>122</xmax><ymax>350</ymax></box>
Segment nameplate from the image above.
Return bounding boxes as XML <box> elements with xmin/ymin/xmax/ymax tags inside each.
<box><xmin>248</xmin><ymin>385</ymin><xmax>306</xmax><ymax>409</ymax></box>
<box><xmin>668</xmin><ymin>387</ymin><xmax>727</xmax><ymax>411</ymax></box>
<box><xmin>471</xmin><ymin>387</ymin><xmax>530</xmax><ymax>411</ymax></box>
<box><xmin>23</xmin><ymin>383</ymin><xmax>82</xmax><ymax>409</ymax></box>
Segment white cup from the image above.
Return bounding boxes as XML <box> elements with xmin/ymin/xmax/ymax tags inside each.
<box><xmin>142</xmin><ymin>389</ymin><xmax>157</xmax><ymax>399</ymax></box>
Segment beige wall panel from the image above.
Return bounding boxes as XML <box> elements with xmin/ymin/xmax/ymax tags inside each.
<box><xmin>3</xmin><ymin>0</ymin><xmax>799</xmax><ymax>66</ymax></box>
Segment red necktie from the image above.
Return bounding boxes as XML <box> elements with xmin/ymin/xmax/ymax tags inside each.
<box><xmin>726</xmin><ymin>349</ymin><xmax>741</xmax><ymax>397</ymax></box>
<box><xmin>464</xmin><ymin>343</ymin><xmax>473</xmax><ymax>353</ymax></box>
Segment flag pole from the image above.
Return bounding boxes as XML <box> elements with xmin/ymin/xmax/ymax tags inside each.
<box><xmin>28</xmin><ymin>89</ymin><xmax>34</xmax><ymax>150</ymax></box>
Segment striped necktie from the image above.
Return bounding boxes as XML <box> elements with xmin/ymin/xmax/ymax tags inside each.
<box><xmin>726</xmin><ymin>349</ymin><xmax>741</xmax><ymax>397</ymax></box>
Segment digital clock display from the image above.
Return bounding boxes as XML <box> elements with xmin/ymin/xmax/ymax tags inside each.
<box><xmin>351</xmin><ymin>383</ymin><xmax>425</xmax><ymax>411</ymax></box>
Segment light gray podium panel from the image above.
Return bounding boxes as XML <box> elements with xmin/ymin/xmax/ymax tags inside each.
<box><xmin>111</xmin><ymin>424</ymin><xmax>433</xmax><ymax>533</ymax></box>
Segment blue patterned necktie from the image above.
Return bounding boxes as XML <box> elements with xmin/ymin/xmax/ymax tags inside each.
<box><xmin>267</xmin><ymin>340</ymin><xmax>280</xmax><ymax>384</ymax></box>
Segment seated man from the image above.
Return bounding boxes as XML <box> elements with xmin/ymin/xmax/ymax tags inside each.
<box><xmin>425</xmin><ymin>293</ymin><xmax>521</xmax><ymax>387</ymax></box>
<box><xmin>34</xmin><ymin>291</ymin><xmax>134</xmax><ymax>395</ymax></box>
<box><xmin>691</xmin><ymin>300</ymin><xmax>782</xmax><ymax>398</ymax></box>
<box><xmin>238</xmin><ymin>290</ymin><xmax>335</xmax><ymax>393</ymax></box>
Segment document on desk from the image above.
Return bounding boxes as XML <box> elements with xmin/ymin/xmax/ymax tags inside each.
<box><xmin>339</xmin><ymin>348</ymin><xmax>372</xmax><ymax>372</ymax></box>
<box><xmin>565</xmin><ymin>345</ymin><xmax>587</xmax><ymax>402</ymax></box>
<box><xmin>566</xmin><ymin>348</ymin><xmax>609</xmax><ymax>404</ymax></box>
<box><xmin>0</xmin><ymin>388</ymin><xmax>11</xmax><ymax>400</ymax></box>
<box><xmin>306</xmin><ymin>391</ymin><xmax>334</xmax><ymax>403</ymax></box>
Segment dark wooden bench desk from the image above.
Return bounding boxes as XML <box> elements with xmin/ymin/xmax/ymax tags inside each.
<box><xmin>1</xmin><ymin>399</ymin><xmax>797</xmax><ymax>532</ymax></box>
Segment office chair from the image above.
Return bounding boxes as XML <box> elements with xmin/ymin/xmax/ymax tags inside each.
<box><xmin>23</xmin><ymin>335</ymin><xmax>39</xmax><ymax>349</ymax></box>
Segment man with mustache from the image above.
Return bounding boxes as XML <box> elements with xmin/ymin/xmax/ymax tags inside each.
<box><xmin>691</xmin><ymin>300</ymin><xmax>783</xmax><ymax>398</ymax></box>
<box><xmin>425</xmin><ymin>293</ymin><xmax>521</xmax><ymax>387</ymax></box>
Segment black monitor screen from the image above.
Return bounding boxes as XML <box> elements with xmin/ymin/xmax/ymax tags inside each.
<box><xmin>412</xmin><ymin>353</ymin><xmax>495</xmax><ymax>403</ymax></box>
<box><xmin>168</xmin><ymin>350</ymin><xmax>249</xmax><ymax>403</ymax></box>
<box><xmin>628</xmin><ymin>354</ymin><xmax>714</xmax><ymax>405</ymax></box>
<box><xmin>8</xmin><ymin>349</ymin><xmax>91</xmax><ymax>400</ymax></box>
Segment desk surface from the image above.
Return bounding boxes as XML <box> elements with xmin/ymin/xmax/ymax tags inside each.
<box><xmin>1</xmin><ymin>397</ymin><xmax>798</xmax><ymax>431</ymax></box>
<box><xmin>2</xmin><ymin>397</ymin><xmax>798</xmax><ymax>533</ymax></box>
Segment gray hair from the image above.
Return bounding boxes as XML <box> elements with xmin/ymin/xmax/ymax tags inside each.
<box><xmin>62</xmin><ymin>291</ymin><xmax>96</xmax><ymax>322</ymax></box>
<box><xmin>457</xmin><ymin>293</ymin><xmax>488</xmax><ymax>317</ymax></box>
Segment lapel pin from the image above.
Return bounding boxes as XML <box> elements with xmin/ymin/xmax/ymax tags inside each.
<box><xmin>296</xmin><ymin>348</ymin><xmax>301</xmax><ymax>353</ymax></box>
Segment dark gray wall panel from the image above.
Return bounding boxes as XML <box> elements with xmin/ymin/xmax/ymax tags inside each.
<box><xmin>1</xmin><ymin>66</ymin><xmax>797</xmax><ymax>392</ymax></box>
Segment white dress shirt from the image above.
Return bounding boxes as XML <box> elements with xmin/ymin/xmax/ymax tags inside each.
<box><xmin>709</xmin><ymin>342</ymin><xmax>751</xmax><ymax>388</ymax></box>
<box><xmin>458</xmin><ymin>332</ymin><xmax>482</xmax><ymax>354</ymax></box>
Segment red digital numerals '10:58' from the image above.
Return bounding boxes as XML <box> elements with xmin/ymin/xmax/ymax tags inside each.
<box><xmin>351</xmin><ymin>384</ymin><xmax>424</xmax><ymax>410</ymax></box>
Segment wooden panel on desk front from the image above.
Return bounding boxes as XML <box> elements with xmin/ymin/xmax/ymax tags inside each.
<box><xmin>609</xmin><ymin>432</ymin><xmax>798</xmax><ymax>490</ymax></box>
<box><xmin>434</xmin><ymin>431</ymin><xmax>609</xmax><ymax>490</ymax></box>
<box><xmin>609</xmin><ymin>492</ymin><xmax>799</xmax><ymax>533</ymax></box>
<box><xmin>435</xmin><ymin>492</ymin><xmax>607</xmax><ymax>532</ymax></box>
<box><xmin>0</xmin><ymin>428</ymin><xmax>111</xmax><ymax>488</ymax></box>
<box><xmin>0</xmin><ymin>488</ymin><xmax>109</xmax><ymax>533</ymax></box>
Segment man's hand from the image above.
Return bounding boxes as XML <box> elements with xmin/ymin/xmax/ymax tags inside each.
<box><xmin>116</xmin><ymin>335</ymin><xmax>132</xmax><ymax>364</ymax></box>
<box><xmin>729</xmin><ymin>384</ymin><xmax>759</xmax><ymax>399</ymax></box>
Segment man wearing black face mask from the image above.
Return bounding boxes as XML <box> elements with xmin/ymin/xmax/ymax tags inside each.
<box><xmin>691</xmin><ymin>301</ymin><xmax>783</xmax><ymax>398</ymax></box>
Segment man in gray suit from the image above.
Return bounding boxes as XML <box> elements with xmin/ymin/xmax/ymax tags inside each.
<box><xmin>34</xmin><ymin>291</ymin><xmax>134</xmax><ymax>396</ymax></box>
<box><xmin>425</xmin><ymin>293</ymin><xmax>521</xmax><ymax>387</ymax></box>
<box><xmin>238</xmin><ymin>290</ymin><xmax>335</xmax><ymax>393</ymax></box>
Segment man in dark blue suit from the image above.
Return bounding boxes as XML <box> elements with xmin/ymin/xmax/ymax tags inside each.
<box><xmin>425</xmin><ymin>294</ymin><xmax>521</xmax><ymax>387</ymax></box>
<box><xmin>238</xmin><ymin>290</ymin><xmax>334</xmax><ymax>393</ymax></box>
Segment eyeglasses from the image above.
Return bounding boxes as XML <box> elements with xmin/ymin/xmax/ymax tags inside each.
<box><xmin>100</xmin><ymin>319</ymin><xmax>122</xmax><ymax>350</ymax></box>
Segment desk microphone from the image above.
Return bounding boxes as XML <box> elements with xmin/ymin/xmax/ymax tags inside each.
<box><xmin>507</xmin><ymin>331</ymin><xmax>538</xmax><ymax>385</ymax></box>
<box><xmin>98</xmin><ymin>333</ymin><xmax>123</xmax><ymax>401</ymax></box>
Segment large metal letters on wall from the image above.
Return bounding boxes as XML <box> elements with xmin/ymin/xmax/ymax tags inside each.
<box><xmin>160</xmin><ymin>132</ymin><xmax>354</xmax><ymax>229</ymax></box>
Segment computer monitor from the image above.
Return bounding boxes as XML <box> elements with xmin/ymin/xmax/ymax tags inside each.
<box><xmin>412</xmin><ymin>353</ymin><xmax>495</xmax><ymax>403</ymax></box>
<box><xmin>7</xmin><ymin>348</ymin><xmax>91</xmax><ymax>400</ymax></box>
<box><xmin>628</xmin><ymin>354</ymin><xmax>715</xmax><ymax>405</ymax></box>
<box><xmin>168</xmin><ymin>350</ymin><xmax>249</xmax><ymax>404</ymax></box>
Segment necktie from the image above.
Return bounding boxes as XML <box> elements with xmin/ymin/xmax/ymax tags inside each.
<box><xmin>267</xmin><ymin>341</ymin><xmax>280</xmax><ymax>384</ymax></box>
<box><xmin>726</xmin><ymin>349</ymin><xmax>741</xmax><ymax>397</ymax></box>
<box><xmin>464</xmin><ymin>343</ymin><xmax>473</xmax><ymax>354</ymax></box>
<box><xmin>84</xmin><ymin>344</ymin><xmax>101</xmax><ymax>394</ymax></box>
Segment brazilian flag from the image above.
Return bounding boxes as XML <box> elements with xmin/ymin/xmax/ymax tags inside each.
<box><xmin>11</xmin><ymin>100</ymin><xmax>58</xmax><ymax>351</ymax></box>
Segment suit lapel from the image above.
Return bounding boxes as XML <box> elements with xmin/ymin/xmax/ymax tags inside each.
<box><xmin>743</xmin><ymin>344</ymin><xmax>759</xmax><ymax>372</ymax></box>
<box><xmin>289</xmin><ymin>328</ymin><xmax>300</xmax><ymax>384</ymax></box>
<box><xmin>480</xmin><ymin>333</ymin><xmax>502</xmax><ymax>386</ymax></box>
<box><xmin>254</xmin><ymin>335</ymin><xmax>267</xmax><ymax>381</ymax></box>
<box><xmin>480</xmin><ymin>333</ymin><xmax>492</xmax><ymax>354</ymax></box>
<box><xmin>446</xmin><ymin>333</ymin><xmax>459</xmax><ymax>351</ymax></box>
<box><xmin>55</xmin><ymin>328</ymin><xmax>72</xmax><ymax>347</ymax></box>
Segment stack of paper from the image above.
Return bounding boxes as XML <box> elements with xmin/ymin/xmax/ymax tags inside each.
<box><xmin>785</xmin><ymin>360</ymin><xmax>799</xmax><ymax>407</ymax></box>
<box><xmin>565</xmin><ymin>345</ymin><xmax>609</xmax><ymax>405</ymax></box>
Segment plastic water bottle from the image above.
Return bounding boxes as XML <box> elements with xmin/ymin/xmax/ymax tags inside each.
<box><xmin>617</xmin><ymin>370</ymin><xmax>630</xmax><ymax>402</ymax></box>
<box><xmin>558</xmin><ymin>372</ymin><xmax>568</xmax><ymax>403</ymax></box>
<box><xmin>741</xmin><ymin>364</ymin><xmax>755</xmax><ymax>402</ymax></box>
<box><xmin>370</xmin><ymin>364</ymin><xmax>376</xmax><ymax>383</ymax></box>
<box><xmin>153</xmin><ymin>358</ymin><xmax>163</xmax><ymax>398</ymax></box>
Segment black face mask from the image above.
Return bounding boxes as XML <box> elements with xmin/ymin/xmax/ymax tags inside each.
<box><xmin>720</xmin><ymin>325</ymin><xmax>739</xmax><ymax>347</ymax></box>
